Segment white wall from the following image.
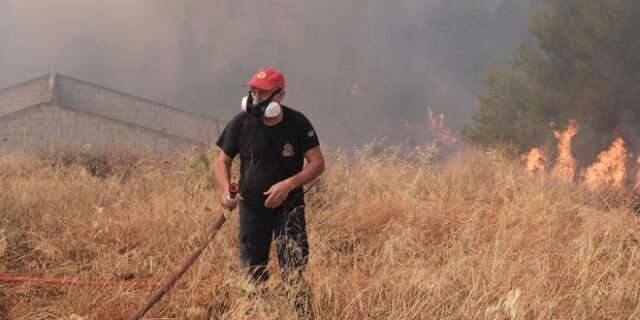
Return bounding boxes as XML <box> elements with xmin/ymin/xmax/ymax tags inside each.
<box><xmin>0</xmin><ymin>104</ymin><xmax>198</xmax><ymax>155</ymax></box>
<box><xmin>0</xmin><ymin>75</ymin><xmax>52</xmax><ymax>117</ymax></box>
<box><xmin>54</xmin><ymin>75</ymin><xmax>223</xmax><ymax>144</ymax></box>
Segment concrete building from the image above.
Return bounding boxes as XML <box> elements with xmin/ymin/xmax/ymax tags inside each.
<box><xmin>0</xmin><ymin>74</ymin><xmax>224</xmax><ymax>155</ymax></box>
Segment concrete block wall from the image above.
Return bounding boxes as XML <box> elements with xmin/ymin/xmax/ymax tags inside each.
<box><xmin>54</xmin><ymin>75</ymin><xmax>224</xmax><ymax>144</ymax></box>
<box><xmin>0</xmin><ymin>104</ymin><xmax>199</xmax><ymax>155</ymax></box>
<box><xmin>0</xmin><ymin>75</ymin><xmax>53</xmax><ymax>118</ymax></box>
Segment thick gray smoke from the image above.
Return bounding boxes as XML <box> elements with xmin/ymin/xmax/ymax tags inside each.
<box><xmin>0</xmin><ymin>0</ymin><xmax>533</xmax><ymax>146</ymax></box>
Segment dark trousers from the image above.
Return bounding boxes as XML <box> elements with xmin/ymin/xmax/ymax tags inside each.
<box><xmin>238</xmin><ymin>204</ymin><xmax>309</xmax><ymax>283</ymax></box>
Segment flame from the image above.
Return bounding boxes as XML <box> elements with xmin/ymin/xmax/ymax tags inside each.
<box><xmin>582</xmin><ymin>137</ymin><xmax>628</xmax><ymax>189</ymax></box>
<box><xmin>427</xmin><ymin>106</ymin><xmax>457</xmax><ymax>146</ymax></box>
<box><xmin>350</xmin><ymin>85</ymin><xmax>364</xmax><ymax>97</ymax></box>
<box><xmin>521</xmin><ymin>148</ymin><xmax>546</xmax><ymax>177</ymax></box>
<box><xmin>551</xmin><ymin>120</ymin><xmax>578</xmax><ymax>183</ymax></box>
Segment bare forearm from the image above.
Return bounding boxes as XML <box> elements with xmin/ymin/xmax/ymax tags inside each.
<box><xmin>285</xmin><ymin>160</ymin><xmax>325</xmax><ymax>190</ymax></box>
<box><xmin>263</xmin><ymin>146</ymin><xmax>324</xmax><ymax>208</ymax></box>
<box><xmin>214</xmin><ymin>158</ymin><xmax>232</xmax><ymax>191</ymax></box>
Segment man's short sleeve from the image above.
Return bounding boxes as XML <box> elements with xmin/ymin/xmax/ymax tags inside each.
<box><xmin>216</xmin><ymin>115</ymin><xmax>242</xmax><ymax>157</ymax></box>
<box><xmin>298</xmin><ymin>114</ymin><xmax>320</xmax><ymax>154</ymax></box>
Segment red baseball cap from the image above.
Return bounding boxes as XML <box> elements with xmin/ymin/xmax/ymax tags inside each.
<box><xmin>244</xmin><ymin>67</ymin><xmax>285</xmax><ymax>91</ymax></box>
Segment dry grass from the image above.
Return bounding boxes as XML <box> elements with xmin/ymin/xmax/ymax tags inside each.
<box><xmin>1</xmin><ymin>145</ymin><xmax>640</xmax><ymax>319</ymax></box>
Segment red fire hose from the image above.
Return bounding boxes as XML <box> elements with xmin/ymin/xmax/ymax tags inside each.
<box><xmin>128</xmin><ymin>183</ymin><xmax>239</xmax><ymax>320</ymax></box>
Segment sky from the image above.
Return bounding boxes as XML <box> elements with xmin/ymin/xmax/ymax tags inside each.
<box><xmin>0</xmin><ymin>0</ymin><xmax>534</xmax><ymax>146</ymax></box>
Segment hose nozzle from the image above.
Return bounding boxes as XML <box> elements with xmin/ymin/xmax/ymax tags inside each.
<box><xmin>228</xmin><ymin>183</ymin><xmax>239</xmax><ymax>200</ymax></box>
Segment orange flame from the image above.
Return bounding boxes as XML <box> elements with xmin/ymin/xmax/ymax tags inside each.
<box><xmin>350</xmin><ymin>84</ymin><xmax>364</xmax><ymax>97</ymax></box>
<box><xmin>551</xmin><ymin>120</ymin><xmax>578</xmax><ymax>183</ymax></box>
<box><xmin>521</xmin><ymin>148</ymin><xmax>546</xmax><ymax>177</ymax></box>
<box><xmin>427</xmin><ymin>106</ymin><xmax>457</xmax><ymax>146</ymax></box>
<box><xmin>582</xmin><ymin>137</ymin><xmax>628</xmax><ymax>189</ymax></box>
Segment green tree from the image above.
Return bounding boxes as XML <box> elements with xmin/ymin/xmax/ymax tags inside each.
<box><xmin>463</xmin><ymin>0</ymin><xmax>640</xmax><ymax>161</ymax></box>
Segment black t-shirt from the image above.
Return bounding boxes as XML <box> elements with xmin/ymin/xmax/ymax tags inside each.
<box><xmin>216</xmin><ymin>106</ymin><xmax>320</xmax><ymax>213</ymax></box>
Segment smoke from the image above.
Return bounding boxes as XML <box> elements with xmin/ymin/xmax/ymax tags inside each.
<box><xmin>0</xmin><ymin>0</ymin><xmax>533</xmax><ymax>146</ymax></box>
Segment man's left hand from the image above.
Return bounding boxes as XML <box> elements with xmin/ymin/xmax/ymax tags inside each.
<box><xmin>264</xmin><ymin>180</ymin><xmax>294</xmax><ymax>209</ymax></box>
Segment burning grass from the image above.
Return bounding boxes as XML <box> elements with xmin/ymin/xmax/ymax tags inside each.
<box><xmin>2</xmin><ymin>146</ymin><xmax>640</xmax><ymax>319</ymax></box>
<box><xmin>550</xmin><ymin>119</ymin><xmax>578</xmax><ymax>183</ymax></box>
<box><xmin>523</xmin><ymin>120</ymin><xmax>640</xmax><ymax>191</ymax></box>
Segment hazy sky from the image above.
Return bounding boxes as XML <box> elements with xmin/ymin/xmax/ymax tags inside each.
<box><xmin>0</xmin><ymin>0</ymin><xmax>534</xmax><ymax>146</ymax></box>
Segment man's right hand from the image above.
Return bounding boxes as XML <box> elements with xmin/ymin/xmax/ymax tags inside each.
<box><xmin>221</xmin><ymin>192</ymin><xmax>242</xmax><ymax>211</ymax></box>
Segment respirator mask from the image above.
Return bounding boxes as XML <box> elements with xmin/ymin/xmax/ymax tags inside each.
<box><xmin>241</xmin><ymin>88</ymin><xmax>282</xmax><ymax>119</ymax></box>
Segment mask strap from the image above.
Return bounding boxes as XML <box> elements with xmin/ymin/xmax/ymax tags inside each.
<box><xmin>265</xmin><ymin>88</ymin><xmax>282</xmax><ymax>102</ymax></box>
<box><xmin>247</xmin><ymin>90</ymin><xmax>254</xmax><ymax>105</ymax></box>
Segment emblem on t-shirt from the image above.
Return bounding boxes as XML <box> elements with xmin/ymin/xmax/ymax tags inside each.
<box><xmin>282</xmin><ymin>142</ymin><xmax>295</xmax><ymax>157</ymax></box>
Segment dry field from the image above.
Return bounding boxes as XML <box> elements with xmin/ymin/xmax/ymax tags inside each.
<box><xmin>1</xmin><ymin>146</ymin><xmax>640</xmax><ymax>319</ymax></box>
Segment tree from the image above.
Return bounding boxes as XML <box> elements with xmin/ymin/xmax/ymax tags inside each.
<box><xmin>463</xmin><ymin>0</ymin><xmax>640</xmax><ymax>161</ymax></box>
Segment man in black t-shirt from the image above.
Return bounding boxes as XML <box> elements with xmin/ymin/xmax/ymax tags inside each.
<box><xmin>214</xmin><ymin>68</ymin><xmax>325</xmax><ymax>290</ymax></box>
